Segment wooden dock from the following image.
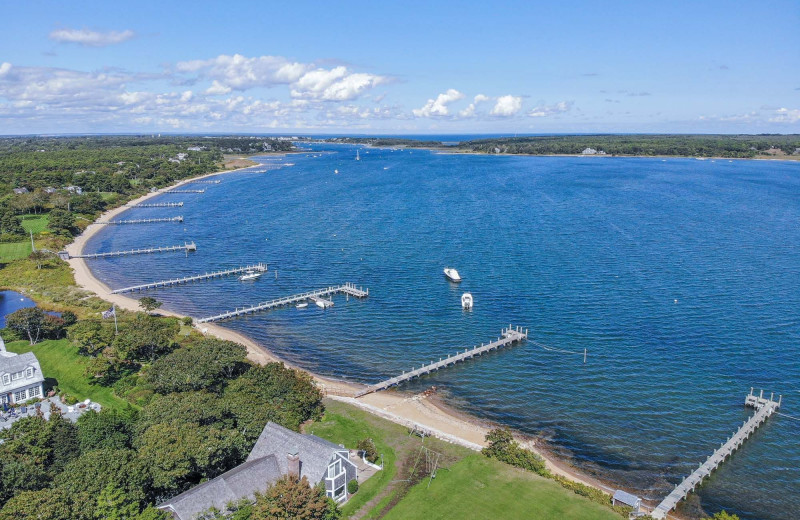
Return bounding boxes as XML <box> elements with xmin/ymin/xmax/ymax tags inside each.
<box><xmin>651</xmin><ymin>389</ymin><xmax>782</xmax><ymax>519</ymax></box>
<box><xmin>125</xmin><ymin>202</ymin><xmax>184</xmax><ymax>208</ymax></box>
<box><xmin>164</xmin><ymin>189</ymin><xmax>205</xmax><ymax>194</ymax></box>
<box><xmin>96</xmin><ymin>216</ymin><xmax>184</xmax><ymax>225</ymax></box>
<box><xmin>187</xmin><ymin>180</ymin><xmax>221</xmax><ymax>184</ymax></box>
<box><xmin>72</xmin><ymin>242</ymin><xmax>196</xmax><ymax>259</ymax></box>
<box><xmin>355</xmin><ymin>326</ymin><xmax>528</xmax><ymax>398</ymax></box>
<box><xmin>196</xmin><ymin>283</ymin><xmax>369</xmax><ymax>323</ymax></box>
<box><xmin>111</xmin><ymin>263</ymin><xmax>267</xmax><ymax>294</ymax></box>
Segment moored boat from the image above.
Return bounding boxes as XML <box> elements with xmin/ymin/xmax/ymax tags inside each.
<box><xmin>461</xmin><ymin>292</ymin><xmax>473</xmax><ymax>310</ymax></box>
<box><xmin>444</xmin><ymin>267</ymin><xmax>462</xmax><ymax>282</ymax></box>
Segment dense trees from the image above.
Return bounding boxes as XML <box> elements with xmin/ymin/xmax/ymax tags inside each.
<box><xmin>5</xmin><ymin>307</ymin><xmax>65</xmax><ymax>344</ymax></box>
<box><xmin>138</xmin><ymin>296</ymin><xmax>162</xmax><ymax>313</ymax></box>
<box><xmin>145</xmin><ymin>339</ymin><xmax>248</xmax><ymax>394</ymax></box>
<box><xmin>251</xmin><ymin>476</ymin><xmax>339</xmax><ymax>520</ymax></box>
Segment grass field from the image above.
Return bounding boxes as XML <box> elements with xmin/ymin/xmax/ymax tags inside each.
<box><xmin>20</xmin><ymin>214</ymin><xmax>49</xmax><ymax>234</ymax></box>
<box><xmin>307</xmin><ymin>400</ymin><xmax>621</xmax><ymax>520</ymax></box>
<box><xmin>382</xmin><ymin>454</ymin><xmax>620</xmax><ymax>520</ymax></box>
<box><xmin>0</xmin><ymin>241</ymin><xmax>32</xmax><ymax>262</ymax></box>
<box><xmin>6</xmin><ymin>338</ymin><xmax>130</xmax><ymax>410</ymax></box>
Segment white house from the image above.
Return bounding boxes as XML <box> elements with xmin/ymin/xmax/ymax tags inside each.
<box><xmin>0</xmin><ymin>337</ymin><xmax>45</xmax><ymax>406</ymax></box>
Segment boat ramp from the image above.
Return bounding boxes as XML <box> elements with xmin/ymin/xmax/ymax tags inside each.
<box><xmin>111</xmin><ymin>263</ymin><xmax>267</xmax><ymax>294</ymax></box>
<box><xmin>196</xmin><ymin>283</ymin><xmax>369</xmax><ymax>323</ymax></box>
<box><xmin>355</xmin><ymin>326</ymin><xmax>528</xmax><ymax>398</ymax></box>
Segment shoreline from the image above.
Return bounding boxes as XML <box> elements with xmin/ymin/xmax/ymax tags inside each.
<box><xmin>62</xmin><ymin>156</ymin><xmax>663</xmax><ymax>515</ymax></box>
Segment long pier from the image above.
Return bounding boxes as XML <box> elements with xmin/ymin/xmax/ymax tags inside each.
<box><xmin>196</xmin><ymin>283</ymin><xmax>369</xmax><ymax>323</ymax></box>
<box><xmin>355</xmin><ymin>326</ymin><xmax>528</xmax><ymax>398</ymax></box>
<box><xmin>111</xmin><ymin>263</ymin><xmax>267</xmax><ymax>294</ymax></box>
<box><xmin>651</xmin><ymin>389</ymin><xmax>782</xmax><ymax>519</ymax></box>
<box><xmin>164</xmin><ymin>189</ymin><xmax>205</xmax><ymax>194</ymax></box>
<box><xmin>96</xmin><ymin>216</ymin><xmax>183</xmax><ymax>225</ymax></box>
<box><xmin>71</xmin><ymin>242</ymin><xmax>196</xmax><ymax>259</ymax></box>
<box><xmin>187</xmin><ymin>180</ymin><xmax>220</xmax><ymax>184</ymax></box>
<box><xmin>125</xmin><ymin>202</ymin><xmax>184</xmax><ymax>208</ymax></box>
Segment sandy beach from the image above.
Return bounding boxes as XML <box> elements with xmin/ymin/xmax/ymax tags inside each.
<box><xmin>63</xmin><ymin>161</ymin><xmax>612</xmax><ymax>496</ymax></box>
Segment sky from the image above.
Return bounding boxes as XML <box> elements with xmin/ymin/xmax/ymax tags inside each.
<box><xmin>1</xmin><ymin>0</ymin><xmax>799</xmax><ymax>135</ymax></box>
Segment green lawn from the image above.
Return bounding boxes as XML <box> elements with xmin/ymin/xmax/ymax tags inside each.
<box><xmin>308</xmin><ymin>400</ymin><xmax>621</xmax><ymax>520</ymax></box>
<box><xmin>20</xmin><ymin>214</ymin><xmax>49</xmax><ymax>234</ymax></box>
<box><xmin>0</xmin><ymin>241</ymin><xmax>32</xmax><ymax>262</ymax></box>
<box><xmin>382</xmin><ymin>454</ymin><xmax>620</xmax><ymax>520</ymax></box>
<box><xmin>6</xmin><ymin>338</ymin><xmax>130</xmax><ymax>411</ymax></box>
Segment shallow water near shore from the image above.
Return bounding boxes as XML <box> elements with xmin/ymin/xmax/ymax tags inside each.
<box><xmin>84</xmin><ymin>145</ymin><xmax>800</xmax><ymax>519</ymax></box>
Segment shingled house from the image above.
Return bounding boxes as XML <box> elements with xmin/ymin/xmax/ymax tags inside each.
<box><xmin>158</xmin><ymin>422</ymin><xmax>358</xmax><ymax>519</ymax></box>
<box><xmin>0</xmin><ymin>338</ymin><xmax>45</xmax><ymax>407</ymax></box>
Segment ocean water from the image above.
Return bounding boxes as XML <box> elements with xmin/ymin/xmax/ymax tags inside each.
<box><xmin>85</xmin><ymin>145</ymin><xmax>800</xmax><ymax>519</ymax></box>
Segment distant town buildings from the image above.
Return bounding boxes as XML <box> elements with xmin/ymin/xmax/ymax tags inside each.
<box><xmin>12</xmin><ymin>187</ymin><xmax>29</xmax><ymax>195</ymax></box>
<box><xmin>581</xmin><ymin>148</ymin><xmax>607</xmax><ymax>155</ymax></box>
<box><xmin>64</xmin><ymin>186</ymin><xmax>83</xmax><ymax>194</ymax></box>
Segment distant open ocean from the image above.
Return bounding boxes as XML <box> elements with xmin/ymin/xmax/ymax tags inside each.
<box><xmin>84</xmin><ymin>143</ymin><xmax>800</xmax><ymax>520</ymax></box>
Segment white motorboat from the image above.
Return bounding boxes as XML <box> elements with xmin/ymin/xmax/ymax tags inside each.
<box><xmin>296</xmin><ymin>302</ymin><xmax>308</xmax><ymax>309</ymax></box>
<box><xmin>356</xmin><ymin>149</ymin><xmax>360</xmax><ymax>161</ymax></box>
<box><xmin>444</xmin><ymin>267</ymin><xmax>462</xmax><ymax>282</ymax></box>
<box><xmin>461</xmin><ymin>292</ymin><xmax>473</xmax><ymax>310</ymax></box>
<box><xmin>239</xmin><ymin>271</ymin><xmax>262</xmax><ymax>281</ymax></box>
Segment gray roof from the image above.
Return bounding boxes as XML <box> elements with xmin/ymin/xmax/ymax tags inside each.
<box><xmin>613</xmin><ymin>489</ymin><xmax>641</xmax><ymax>507</ymax></box>
<box><xmin>247</xmin><ymin>422</ymin><xmax>345</xmax><ymax>484</ymax></box>
<box><xmin>0</xmin><ymin>352</ymin><xmax>44</xmax><ymax>389</ymax></box>
<box><xmin>159</xmin><ymin>455</ymin><xmax>282</xmax><ymax>520</ymax></box>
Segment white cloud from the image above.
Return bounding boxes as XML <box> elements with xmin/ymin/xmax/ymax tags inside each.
<box><xmin>205</xmin><ymin>80</ymin><xmax>232</xmax><ymax>95</ymax></box>
<box><xmin>49</xmin><ymin>28</ymin><xmax>135</xmax><ymax>47</ymax></box>
<box><xmin>459</xmin><ymin>93</ymin><xmax>489</xmax><ymax>117</ymax></box>
<box><xmin>490</xmin><ymin>95</ymin><xmax>523</xmax><ymax>117</ymax></box>
<box><xmin>413</xmin><ymin>89</ymin><xmax>464</xmax><ymax>117</ymax></box>
<box><xmin>290</xmin><ymin>67</ymin><xmax>387</xmax><ymax>101</ymax></box>
<box><xmin>0</xmin><ymin>62</ymin><xmax>11</xmax><ymax>77</ymax></box>
<box><xmin>529</xmin><ymin>101</ymin><xmax>573</xmax><ymax>117</ymax></box>
<box><xmin>176</xmin><ymin>54</ymin><xmax>309</xmax><ymax>90</ymax></box>
<box><xmin>769</xmin><ymin>107</ymin><xmax>800</xmax><ymax>123</ymax></box>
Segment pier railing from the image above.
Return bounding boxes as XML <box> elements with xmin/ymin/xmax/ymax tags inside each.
<box><xmin>124</xmin><ymin>202</ymin><xmax>184</xmax><ymax>208</ymax></box>
<box><xmin>111</xmin><ymin>263</ymin><xmax>267</xmax><ymax>294</ymax></box>
<box><xmin>96</xmin><ymin>216</ymin><xmax>184</xmax><ymax>225</ymax></box>
<box><xmin>72</xmin><ymin>242</ymin><xmax>196</xmax><ymax>259</ymax></box>
<box><xmin>196</xmin><ymin>283</ymin><xmax>369</xmax><ymax>323</ymax></box>
<box><xmin>355</xmin><ymin>326</ymin><xmax>528</xmax><ymax>397</ymax></box>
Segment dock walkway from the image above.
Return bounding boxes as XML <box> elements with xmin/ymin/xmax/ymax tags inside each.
<box><xmin>164</xmin><ymin>189</ymin><xmax>205</xmax><ymax>194</ymax></box>
<box><xmin>651</xmin><ymin>389</ymin><xmax>782</xmax><ymax>519</ymax></box>
<box><xmin>355</xmin><ymin>326</ymin><xmax>528</xmax><ymax>398</ymax></box>
<box><xmin>196</xmin><ymin>283</ymin><xmax>368</xmax><ymax>323</ymax></box>
<box><xmin>96</xmin><ymin>216</ymin><xmax>183</xmax><ymax>225</ymax></box>
<box><xmin>124</xmin><ymin>202</ymin><xmax>183</xmax><ymax>208</ymax></box>
<box><xmin>72</xmin><ymin>242</ymin><xmax>196</xmax><ymax>259</ymax></box>
<box><xmin>111</xmin><ymin>263</ymin><xmax>267</xmax><ymax>294</ymax></box>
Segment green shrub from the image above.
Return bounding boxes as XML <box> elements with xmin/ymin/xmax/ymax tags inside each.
<box><xmin>347</xmin><ymin>479</ymin><xmax>359</xmax><ymax>494</ymax></box>
<box><xmin>356</xmin><ymin>438</ymin><xmax>379</xmax><ymax>463</ymax></box>
<box><xmin>481</xmin><ymin>428</ymin><xmax>548</xmax><ymax>476</ymax></box>
<box><xmin>182</xmin><ymin>316</ymin><xmax>193</xmax><ymax>326</ymax></box>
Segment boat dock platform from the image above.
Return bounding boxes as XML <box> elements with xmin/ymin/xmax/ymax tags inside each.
<box><xmin>651</xmin><ymin>389</ymin><xmax>782</xmax><ymax>519</ymax></box>
<box><xmin>355</xmin><ymin>326</ymin><xmax>528</xmax><ymax>398</ymax></box>
<box><xmin>164</xmin><ymin>189</ymin><xmax>205</xmax><ymax>194</ymax></box>
<box><xmin>111</xmin><ymin>263</ymin><xmax>267</xmax><ymax>294</ymax></box>
<box><xmin>187</xmin><ymin>180</ymin><xmax>221</xmax><ymax>184</ymax></box>
<box><xmin>96</xmin><ymin>216</ymin><xmax>183</xmax><ymax>225</ymax></box>
<box><xmin>125</xmin><ymin>202</ymin><xmax>184</xmax><ymax>208</ymax></box>
<box><xmin>196</xmin><ymin>283</ymin><xmax>368</xmax><ymax>323</ymax></box>
<box><xmin>71</xmin><ymin>242</ymin><xmax>196</xmax><ymax>259</ymax></box>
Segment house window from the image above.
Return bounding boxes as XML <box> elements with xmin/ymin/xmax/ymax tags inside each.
<box><xmin>334</xmin><ymin>485</ymin><xmax>346</xmax><ymax>499</ymax></box>
<box><xmin>14</xmin><ymin>389</ymin><xmax>27</xmax><ymax>402</ymax></box>
<box><xmin>11</xmin><ymin>371</ymin><xmax>24</xmax><ymax>381</ymax></box>
<box><xmin>2</xmin><ymin>374</ymin><xmax>9</xmax><ymax>386</ymax></box>
<box><xmin>25</xmin><ymin>367</ymin><xmax>33</xmax><ymax>378</ymax></box>
<box><xmin>328</xmin><ymin>460</ymin><xmax>342</xmax><ymax>479</ymax></box>
<box><xmin>29</xmin><ymin>386</ymin><xmax>41</xmax><ymax>397</ymax></box>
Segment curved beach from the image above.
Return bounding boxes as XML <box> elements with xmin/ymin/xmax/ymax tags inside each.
<box><xmin>63</xmin><ymin>160</ymin><xmax>607</xmax><ymax>496</ymax></box>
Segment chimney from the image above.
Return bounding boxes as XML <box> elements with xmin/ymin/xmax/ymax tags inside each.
<box><xmin>287</xmin><ymin>446</ymin><xmax>300</xmax><ymax>479</ymax></box>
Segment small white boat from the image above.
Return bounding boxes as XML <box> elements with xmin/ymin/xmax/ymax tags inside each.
<box><xmin>444</xmin><ymin>268</ymin><xmax>462</xmax><ymax>283</ymax></box>
<box><xmin>356</xmin><ymin>149</ymin><xmax>360</xmax><ymax>161</ymax></box>
<box><xmin>296</xmin><ymin>303</ymin><xmax>308</xmax><ymax>309</ymax></box>
<box><xmin>461</xmin><ymin>292</ymin><xmax>473</xmax><ymax>310</ymax></box>
<box><xmin>334</xmin><ymin>169</ymin><xmax>339</xmax><ymax>174</ymax></box>
<box><xmin>239</xmin><ymin>271</ymin><xmax>263</xmax><ymax>281</ymax></box>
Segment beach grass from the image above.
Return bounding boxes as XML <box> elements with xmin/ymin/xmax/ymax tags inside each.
<box><xmin>20</xmin><ymin>214</ymin><xmax>49</xmax><ymax>234</ymax></box>
<box><xmin>381</xmin><ymin>454</ymin><xmax>621</xmax><ymax>520</ymax></box>
<box><xmin>6</xmin><ymin>338</ymin><xmax>130</xmax><ymax>411</ymax></box>
<box><xmin>0</xmin><ymin>242</ymin><xmax>32</xmax><ymax>262</ymax></box>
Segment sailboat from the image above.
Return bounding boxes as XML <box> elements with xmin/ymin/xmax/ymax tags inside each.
<box><xmin>356</xmin><ymin>149</ymin><xmax>360</xmax><ymax>161</ymax></box>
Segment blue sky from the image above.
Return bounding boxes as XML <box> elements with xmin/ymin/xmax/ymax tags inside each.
<box><xmin>1</xmin><ymin>0</ymin><xmax>798</xmax><ymax>134</ymax></box>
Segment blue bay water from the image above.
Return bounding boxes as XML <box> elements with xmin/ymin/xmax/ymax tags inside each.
<box><xmin>84</xmin><ymin>145</ymin><xmax>800</xmax><ymax>519</ymax></box>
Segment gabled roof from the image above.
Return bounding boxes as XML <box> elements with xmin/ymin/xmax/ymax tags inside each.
<box><xmin>159</xmin><ymin>455</ymin><xmax>282</xmax><ymax>520</ymax></box>
<box><xmin>0</xmin><ymin>352</ymin><xmax>44</xmax><ymax>382</ymax></box>
<box><xmin>613</xmin><ymin>489</ymin><xmax>641</xmax><ymax>507</ymax></box>
<box><xmin>247</xmin><ymin>422</ymin><xmax>345</xmax><ymax>484</ymax></box>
